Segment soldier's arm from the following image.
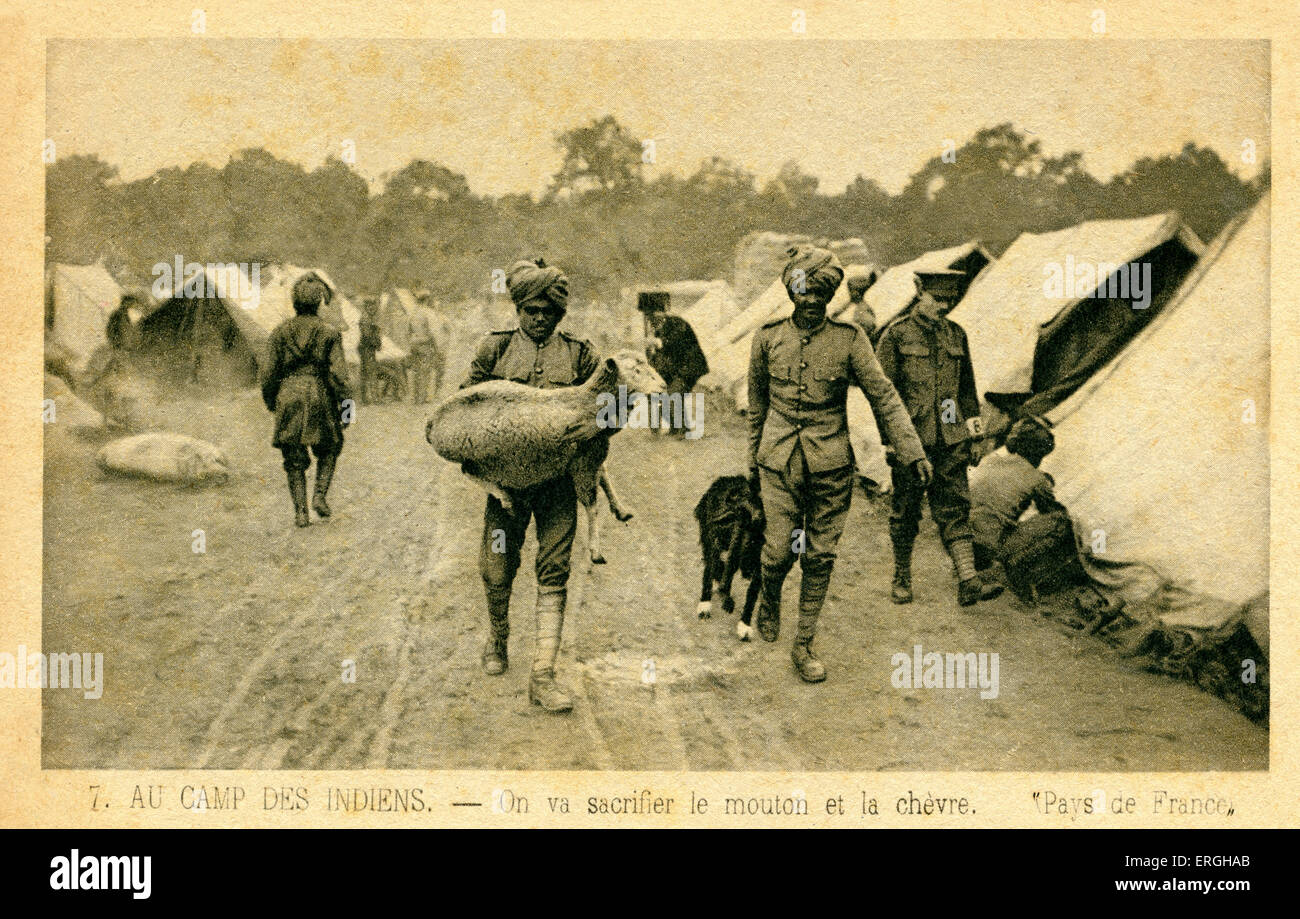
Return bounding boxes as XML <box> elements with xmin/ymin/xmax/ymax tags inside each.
<box><xmin>957</xmin><ymin>327</ymin><xmax>982</xmax><ymax>422</ymax></box>
<box><xmin>461</xmin><ymin>334</ymin><xmax>507</xmax><ymax>388</ymax></box>
<box><xmin>572</xmin><ymin>339</ymin><xmax>601</xmax><ymax>386</ymax></box>
<box><xmin>850</xmin><ymin>328</ymin><xmax>925</xmax><ymax>466</ymax></box>
<box><xmin>746</xmin><ymin>331</ymin><xmax>769</xmax><ymax>471</ymax></box>
<box><xmin>1030</xmin><ymin>472</ymin><xmax>1066</xmax><ymax>516</ymax></box>
<box><xmin>326</xmin><ymin>332</ymin><xmax>353</xmax><ymax>408</ymax></box>
<box><xmin>260</xmin><ymin>333</ymin><xmax>285</xmax><ymax>412</ymax></box>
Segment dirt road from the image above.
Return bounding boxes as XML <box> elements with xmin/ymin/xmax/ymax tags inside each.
<box><xmin>42</xmin><ymin>383</ymin><xmax>1267</xmax><ymax>771</ymax></box>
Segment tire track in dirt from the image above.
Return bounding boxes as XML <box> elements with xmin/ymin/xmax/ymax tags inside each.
<box><xmin>201</xmin><ymin>416</ymin><xmax>446</xmax><ymax>769</ymax></box>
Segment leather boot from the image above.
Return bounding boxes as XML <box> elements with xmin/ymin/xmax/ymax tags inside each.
<box><xmin>755</xmin><ymin>567</ymin><xmax>786</xmax><ymax>643</ymax></box>
<box><xmin>891</xmin><ymin>540</ymin><xmax>914</xmax><ymax>604</ymax></box>
<box><xmin>287</xmin><ymin>468</ymin><xmax>310</xmax><ymax>528</ymax></box>
<box><xmin>529</xmin><ymin>589</ymin><xmax>573</xmax><ymax>713</ymax></box>
<box><xmin>312</xmin><ymin>452</ymin><xmax>337</xmax><ymax>519</ymax></box>
<box><xmin>481</xmin><ymin>588</ymin><xmax>510</xmax><ymax>675</ymax></box>
<box><xmin>792</xmin><ymin>562</ymin><xmax>831</xmax><ymax>682</ymax></box>
<box><xmin>950</xmin><ymin>539</ymin><xmax>982</xmax><ymax>607</ymax></box>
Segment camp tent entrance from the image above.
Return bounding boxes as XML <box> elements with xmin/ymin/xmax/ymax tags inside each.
<box><xmin>137</xmin><ymin>293</ymin><xmax>262</xmax><ymax>389</ymax></box>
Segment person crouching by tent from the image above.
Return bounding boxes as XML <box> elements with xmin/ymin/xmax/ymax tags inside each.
<box><xmin>747</xmin><ymin>246</ymin><xmax>928</xmax><ymax>683</ymax></box>
<box><xmin>876</xmin><ymin>269</ymin><xmax>991</xmax><ymax>607</ymax></box>
<box><xmin>639</xmin><ymin>292</ymin><xmax>709</xmax><ymax>437</ymax></box>
<box><xmin>261</xmin><ymin>273</ymin><xmax>353</xmax><ymax>528</ymax></box>
<box><xmin>968</xmin><ymin>416</ymin><xmax>1081</xmax><ymax>602</ymax></box>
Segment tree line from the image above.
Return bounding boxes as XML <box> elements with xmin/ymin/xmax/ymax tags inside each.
<box><xmin>45</xmin><ymin>116</ymin><xmax>1266</xmax><ymax>304</ymax></box>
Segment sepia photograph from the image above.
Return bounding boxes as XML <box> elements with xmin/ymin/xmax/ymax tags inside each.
<box><xmin>35</xmin><ymin>34</ymin><xmax>1269</xmax><ymax>776</ymax></box>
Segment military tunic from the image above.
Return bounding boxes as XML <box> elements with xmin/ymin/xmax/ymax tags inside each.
<box><xmin>748</xmin><ymin>315</ymin><xmax>924</xmax><ymax>575</ymax></box>
<box><xmin>875</xmin><ymin>310</ymin><xmax>982</xmax><ymax>548</ymax></box>
<box><xmin>462</xmin><ymin>328</ymin><xmax>599</xmax><ymax>595</ymax></box>
<box><xmin>261</xmin><ymin>314</ymin><xmax>352</xmax><ymax>469</ymax></box>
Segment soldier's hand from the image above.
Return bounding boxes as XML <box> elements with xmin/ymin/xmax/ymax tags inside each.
<box><xmin>913</xmin><ymin>457</ymin><xmax>934</xmax><ymax>487</ymax></box>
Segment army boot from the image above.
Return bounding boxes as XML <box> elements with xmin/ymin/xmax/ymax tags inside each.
<box><xmin>950</xmin><ymin>539</ymin><xmax>983</xmax><ymax>607</ymax></box>
<box><xmin>481</xmin><ymin>588</ymin><xmax>510</xmax><ymax>675</ymax></box>
<box><xmin>528</xmin><ymin>588</ymin><xmax>573</xmax><ymax>713</ymax></box>
<box><xmin>791</xmin><ymin>562</ymin><xmax>831</xmax><ymax>683</ymax></box>
<box><xmin>755</xmin><ymin>567</ymin><xmax>786</xmax><ymax>643</ymax></box>
<box><xmin>312</xmin><ymin>452</ymin><xmax>337</xmax><ymax>519</ymax></box>
<box><xmin>891</xmin><ymin>540</ymin><xmax>914</xmax><ymax>604</ymax></box>
<box><xmin>287</xmin><ymin>468</ymin><xmax>310</xmax><ymax>528</ymax></box>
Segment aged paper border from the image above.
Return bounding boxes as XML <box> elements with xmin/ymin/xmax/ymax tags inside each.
<box><xmin>1</xmin><ymin>0</ymin><xmax>1294</xmax><ymax>828</ymax></box>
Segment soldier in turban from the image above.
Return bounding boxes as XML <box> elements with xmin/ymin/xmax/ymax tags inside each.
<box><xmin>459</xmin><ymin>258</ymin><xmax>599</xmax><ymax>713</ymax></box>
<box><xmin>261</xmin><ymin>272</ymin><xmax>353</xmax><ymax>528</ymax></box>
<box><xmin>748</xmin><ymin>246</ymin><xmax>929</xmax><ymax>682</ymax></box>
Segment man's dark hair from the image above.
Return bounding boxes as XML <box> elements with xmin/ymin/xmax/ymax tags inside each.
<box><xmin>1006</xmin><ymin>417</ymin><xmax>1056</xmax><ymax>466</ymax></box>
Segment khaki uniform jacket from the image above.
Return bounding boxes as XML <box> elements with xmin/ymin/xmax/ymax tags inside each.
<box><xmin>748</xmin><ymin>315</ymin><xmax>925</xmax><ymax>474</ymax></box>
<box><xmin>262</xmin><ymin>314</ymin><xmax>353</xmax><ymax>447</ymax></box>
<box><xmin>876</xmin><ymin>311</ymin><xmax>981</xmax><ymax>449</ymax></box>
<box><xmin>462</xmin><ymin>328</ymin><xmax>599</xmax><ymax>391</ymax></box>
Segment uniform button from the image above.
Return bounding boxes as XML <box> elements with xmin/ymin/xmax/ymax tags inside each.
<box><xmin>800</xmin><ymin>361</ymin><xmax>807</xmax><ymax>368</ymax></box>
<box><xmin>799</xmin><ymin>384</ymin><xmax>806</xmax><ymax>391</ymax></box>
<box><xmin>802</xmin><ymin>337</ymin><xmax>810</xmax><ymax>345</ymax></box>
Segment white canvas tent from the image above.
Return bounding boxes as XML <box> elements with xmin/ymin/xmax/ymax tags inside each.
<box><xmin>673</xmin><ymin>281</ymin><xmax>737</xmax><ymax>341</ymax></box>
<box><xmin>45</xmin><ymin>263</ymin><xmax>123</xmax><ymax>375</ymax></box>
<box><xmin>140</xmin><ymin>263</ymin><xmax>403</xmax><ymax>388</ymax></box>
<box><xmin>953</xmin><ymin>213</ymin><xmax>1203</xmax><ymax>421</ymax></box>
<box><xmin>1042</xmin><ymin>198</ymin><xmax>1268</xmax><ymax>650</ymax></box>
<box><xmin>864</xmin><ymin>241</ymin><xmax>993</xmax><ymax>334</ymax></box>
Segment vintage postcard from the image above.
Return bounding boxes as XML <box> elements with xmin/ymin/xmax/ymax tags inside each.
<box><xmin>0</xmin><ymin>0</ymin><xmax>1294</xmax><ymax>829</ymax></box>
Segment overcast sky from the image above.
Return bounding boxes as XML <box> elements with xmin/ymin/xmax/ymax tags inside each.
<box><xmin>46</xmin><ymin>39</ymin><xmax>1269</xmax><ymax>196</ymax></box>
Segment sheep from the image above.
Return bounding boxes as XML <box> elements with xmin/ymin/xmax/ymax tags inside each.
<box><xmin>426</xmin><ymin>349</ymin><xmax>666</xmax><ymax>563</ymax></box>
<box><xmin>97</xmin><ymin>432</ymin><xmax>230</xmax><ymax>485</ymax></box>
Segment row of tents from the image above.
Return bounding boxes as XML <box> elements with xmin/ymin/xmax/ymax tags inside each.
<box><xmin>658</xmin><ymin>200</ymin><xmax>1268</xmax><ymax>666</ymax></box>
<box><xmin>45</xmin><ymin>263</ymin><xmax>424</xmax><ymax>389</ymax></box>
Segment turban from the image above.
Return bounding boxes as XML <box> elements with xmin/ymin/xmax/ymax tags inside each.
<box><xmin>292</xmin><ymin>272</ymin><xmax>332</xmax><ymax>309</ymax></box>
<box><xmin>507</xmin><ymin>258</ymin><xmax>569</xmax><ymax>309</ymax></box>
<box><xmin>781</xmin><ymin>246</ymin><xmax>844</xmax><ymax>302</ymax></box>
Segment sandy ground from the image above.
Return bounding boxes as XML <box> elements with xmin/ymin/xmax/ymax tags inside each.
<box><xmin>42</xmin><ymin>368</ymin><xmax>1267</xmax><ymax>771</ymax></box>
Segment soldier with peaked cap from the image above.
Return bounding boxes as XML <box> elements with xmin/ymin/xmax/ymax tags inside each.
<box><xmin>875</xmin><ymin>268</ymin><xmax>991</xmax><ymax>607</ymax></box>
<box><xmin>748</xmin><ymin>246</ymin><xmax>929</xmax><ymax>682</ymax></box>
<box><xmin>461</xmin><ymin>258</ymin><xmax>599</xmax><ymax>713</ymax></box>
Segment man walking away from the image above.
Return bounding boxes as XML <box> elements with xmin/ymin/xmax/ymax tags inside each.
<box><xmin>408</xmin><ymin>289</ymin><xmax>443</xmax><ymax>404</ymax></box>
<box><xmin>261</xmin><ymin>273</ymin><xmax>353</xmax><ymax>528</ymax></box>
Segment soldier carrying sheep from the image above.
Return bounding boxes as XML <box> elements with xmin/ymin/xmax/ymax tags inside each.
<box><xmin>457</xmin><ymin>258</ymin><xmax>600</xmax><ymax>714</ymax></box>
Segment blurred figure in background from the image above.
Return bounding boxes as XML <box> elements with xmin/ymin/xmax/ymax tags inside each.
<box><xmin>356</xmin><ymin>295</ymin><xmax>383</xmax><ymax>404</ymax></box>
<box><xmin>408</xmin><ymin>288</ymin><xmax>444</xmax><ymax>404</ymax></box>
<box><xmin>638</xmin><ymin>291</ymin><xmax>709</xmax><ymax>438</ymax></box>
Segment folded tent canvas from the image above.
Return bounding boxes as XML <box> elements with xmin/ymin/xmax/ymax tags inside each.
<box><xmin>952</xmin><ymin>212</ymin><xmax>1203</xmax><ymax>423</ymax></box>
<box><xmin>1042</xmin><ymin>197</ymin><xmax>1268</xmax><ymax>651</ymax></box>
